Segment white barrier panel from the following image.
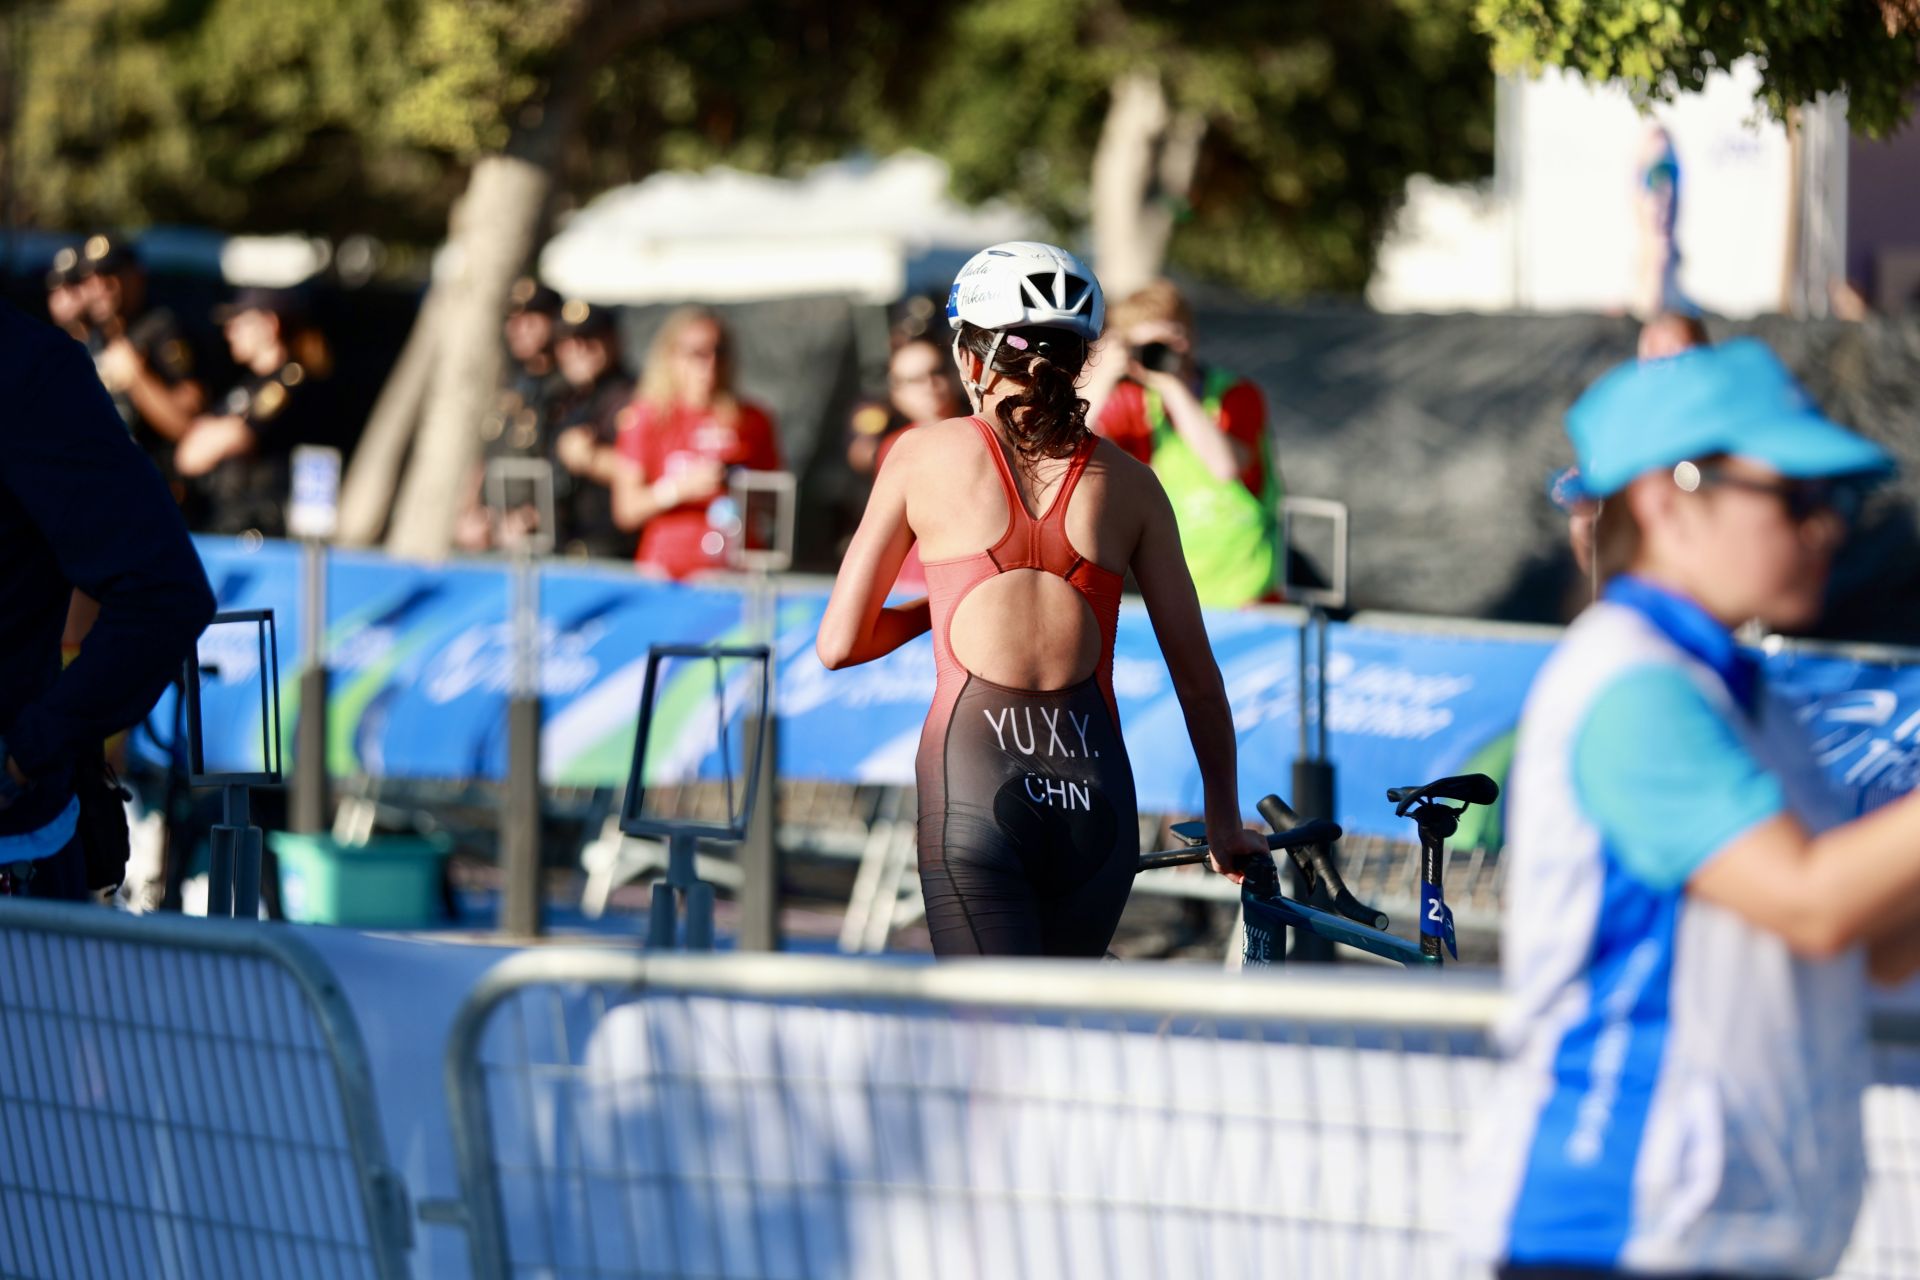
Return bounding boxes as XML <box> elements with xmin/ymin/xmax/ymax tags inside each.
<box><xmin>445</xmin><ymin>954</ymin><xmax>1920</xmax><ymax>1280</ymax></box>
<box><xmin>446</xmin><ymin>954</ymin><xmax>1504</xmax><ymax>1280</ymax></box>
<box><xmin>0</xmin><ymin>900</ymin><xmax>412</xmax><ymax>1280</ymax></box>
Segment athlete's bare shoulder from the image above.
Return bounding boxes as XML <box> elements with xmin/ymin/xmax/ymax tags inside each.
<box><xmin>1083</xmin><ymin>435</ymin><xmax>1162</xmax><ymax>505</ymax></box>
<box><xmin>1084</xmin><ymin>434</ymin><xmax>1150</xmax><ymax>479</ymax></box>
<box><xmin>888</xmin><ymin>416</ymin><xmax>977</xmax><ymax>465</ymax></box>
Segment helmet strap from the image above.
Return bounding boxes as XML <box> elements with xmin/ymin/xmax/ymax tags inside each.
<box><xmin>953</xmin><ymin>330</ymin><xmax>1006</xmax><ymax>413</ymax></box>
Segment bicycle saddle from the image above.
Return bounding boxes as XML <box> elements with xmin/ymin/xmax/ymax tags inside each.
<box><xmin>1386</xmin><ymin>773</ymin><xmax>1499</xmax><ymax>816</ymax></box>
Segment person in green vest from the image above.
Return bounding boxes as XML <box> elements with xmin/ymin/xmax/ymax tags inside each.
<box><xmin>1085</xmin><ymin>279</ymin><xmax>1281</xmax><ymax>607</ymax></box>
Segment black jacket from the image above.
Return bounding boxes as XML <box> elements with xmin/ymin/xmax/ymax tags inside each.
<box><xmin>0</xmin><ymin>303</ymin><xmax>215</xmax><ymax>837</ymax></box>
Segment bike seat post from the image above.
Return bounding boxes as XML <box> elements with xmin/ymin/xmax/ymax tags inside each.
<box><xmin>1412</xmin><ymin>803</ymin><xmax>1456</xmax><ymax>964</ymax></box>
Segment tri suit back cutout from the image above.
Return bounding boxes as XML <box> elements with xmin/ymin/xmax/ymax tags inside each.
<box><xmin>915</xmin><ymin>416</ymin><xmax>1136</xmax><ymax>956</ymax></box>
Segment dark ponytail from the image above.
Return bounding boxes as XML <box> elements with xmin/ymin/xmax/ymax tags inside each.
<box><xmin>955</xmin><ymin>321</ymin><xmax>1091</xmax><ymax>467</ymax></box>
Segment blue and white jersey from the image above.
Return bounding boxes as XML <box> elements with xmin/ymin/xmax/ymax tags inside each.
<box><xmin>1459</xmin><ymin>578</ymin><xmax>1868</xmax><ymax>1276</ymax></box>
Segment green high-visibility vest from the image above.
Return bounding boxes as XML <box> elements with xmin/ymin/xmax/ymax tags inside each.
<box><xmin>1144</xmin><ymin>368</ymin><xmax>1280</xmax><ymax>607</ymax></box>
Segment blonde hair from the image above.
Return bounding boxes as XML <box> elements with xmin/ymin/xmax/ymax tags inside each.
<box><xmin>1107</xmin><ymin>278</ymin><xmax>1193</xmax><ymax>336</ymax></box>
<box><xmin>639</xmin><ymin>306</ymin><xmax>737</xmax><ymax>421</ymax></box>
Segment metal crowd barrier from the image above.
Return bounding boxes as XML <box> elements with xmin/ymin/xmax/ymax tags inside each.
<box><xmin>440</xmin><ymin>952</ymin><xmax>1920</xmax><ymax>1280</ymax></box>
<box><xmin>0</xmin><ymin>900</ymin><xmax>412</xmax><ymax>1280</ymax></box>
<box><xmin>441</xmin><ymin>951</ymin><xmax>1503</xmax><ymax>1280</ymax></box>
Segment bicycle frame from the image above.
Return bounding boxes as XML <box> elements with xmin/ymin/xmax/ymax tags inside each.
<box><xmin>1241</xmin><ymin>889</ymin><xmax>1432</xmax><ymax>968</ymax></box>
<box><xmin>1235</xmin><ymin>775</ymin><xmax>1494</xmax><ymax>969</ymax></box>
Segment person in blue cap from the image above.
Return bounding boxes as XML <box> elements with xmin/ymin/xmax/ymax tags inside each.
<box><xmin>1460</xmin><ymin>338</ymin><xmax>1920</xmax><ymax>1279</ymax></box>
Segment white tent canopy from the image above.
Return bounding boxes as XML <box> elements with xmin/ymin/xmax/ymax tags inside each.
<box><xmin>538</xmin><ymin>152</ymin><xmax>1041</xmax><ymax>306</ymax></box>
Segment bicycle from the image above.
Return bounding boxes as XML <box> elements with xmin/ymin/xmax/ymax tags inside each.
<box><xmin>1137</xmin><ymin>772</ymin><xmax>1498</xmax><ymax>968</ymax></box>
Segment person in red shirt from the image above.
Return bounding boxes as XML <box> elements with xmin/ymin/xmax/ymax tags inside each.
<box><xmin>611</xmin><ymin>307</ymin><xmax>782</xmax><ymax>579</ymax></box>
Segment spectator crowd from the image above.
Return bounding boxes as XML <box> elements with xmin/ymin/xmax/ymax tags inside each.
<box><xmin>456</xmin><ymin>287</ymin><xmax>785</xmax><ymax>578</ymax></box>
<box><xmin>46</xmin><ymin>235</ymin><xmax>335</xmax><ymax>540</ymax></box>
<box><xmin>44</xmin><ymin>237</ymin><xmax>1296</xmax><ymax>606</ymax></box>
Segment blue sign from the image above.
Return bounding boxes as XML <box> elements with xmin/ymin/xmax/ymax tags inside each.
<box><xmin>154</xmin><ymin>538</ymin><xmax>1919</xmax><ymax>841</ymax></box>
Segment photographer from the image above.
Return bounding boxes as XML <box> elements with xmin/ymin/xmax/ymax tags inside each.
<box><xmin>1</xmin><ymin>300</ymin><xmax>215</xmax><ymax>899</ymax></box>
<box><xmin>1086</xmin><ymin>279</ymin><xmax>1281</xmax><ymax>607</ymax></box>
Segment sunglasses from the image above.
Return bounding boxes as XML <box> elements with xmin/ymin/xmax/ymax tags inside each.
<box><xmin>1673</xmin><ymin>460</ymin><xmax>1867</xmax><ymax>525</ymax></box>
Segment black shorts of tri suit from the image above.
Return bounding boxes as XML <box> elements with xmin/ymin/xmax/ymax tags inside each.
<box><xmin>915</xmin><ymin>671</ymin><xmax>1138</xmax><ymax>957</ymax></box>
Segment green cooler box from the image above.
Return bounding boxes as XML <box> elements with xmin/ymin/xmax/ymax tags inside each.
<box><xmin>270</xmin><ymin>832</ymin><xmax>452</xmax><ymax>928</ymax></box>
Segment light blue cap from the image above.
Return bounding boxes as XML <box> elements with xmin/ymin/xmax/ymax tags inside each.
<box><xmin>1567</xmin><ymin>338</ymin><xmax>1895</xmax><ymax>499</ymax></box>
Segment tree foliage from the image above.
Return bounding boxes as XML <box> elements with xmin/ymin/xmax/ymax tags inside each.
<box><xmin>11</xmin><ymin>0</ymin><xmax>1494</xmax><ymax>297</ymax></box>
<box><xmin>15</xmin><ymin>0</ymin><xmax>452</xmax><ymax>241</ymax></box>
<box><xmin>910</xmin><ymin>0</ymin><xmax>1495</xmax><ymax>295</ymax></box>
<box><xmin>11</xmin><ymin>0</ymin><xmax>940</xmax><ymax>243</ymax></box>
<box><xmin>1476</xmin><ymin>0</ymin><xmax>1920</xmax><ymax>137</ymax></box>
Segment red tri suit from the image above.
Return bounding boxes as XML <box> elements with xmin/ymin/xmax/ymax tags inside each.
<box><xmin>616</xmin><ymin>398</ymin><xmax>781</xmax><ymax>579</ymax></box>
<box><xmin>916</xmin><ymin>417</ymin><xmax>1136</xmax><ymax>956</ymax></box>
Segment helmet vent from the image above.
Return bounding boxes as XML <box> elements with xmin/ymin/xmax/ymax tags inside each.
<box><xmin>1023</xmin><ymin>270</ymin><xmax>1092</xmax><ymax>313</ymax></box>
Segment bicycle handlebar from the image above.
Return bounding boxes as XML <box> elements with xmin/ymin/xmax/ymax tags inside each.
<box><xmin>1255</xmin><ymin>794</ymin><xmax>1390</xmax><ymax>932</ymax></box>
<box><xmin>1134</xmin><ymin>819</ymin><xmax>1343</xmax><ymax>874</ymax></box>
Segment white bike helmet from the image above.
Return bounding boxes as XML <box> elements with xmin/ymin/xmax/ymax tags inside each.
<box><xmin>947</xmin><ymin>240</ymin><xmax>1103</xmax><ymax>338</ymax></box>
<box><xmin>946</xmin><ymin>241</ymin><xmax>1103</xmax><ymax>407</ymax></box>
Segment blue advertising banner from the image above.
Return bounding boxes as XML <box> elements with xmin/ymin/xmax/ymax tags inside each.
<box><xmin>160</xmin><ymin>538</ymin><xmax>1918</xmax><ymax>840</ymax></box>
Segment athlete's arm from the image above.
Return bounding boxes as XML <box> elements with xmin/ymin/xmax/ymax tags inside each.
<box><xmin>816</xmin><ymin>436</ymin><xmax>930</xmax><ymax>670</ymax></box>
<box><xmin>1130</xmin><ymin>468</ymin><xmax>1263</xmax><ymax>880</ymax></box>
<box><xmin>1690</xmin><ymin>793</ymin><xmax>1920</xmax><ymax>962</ymax></box>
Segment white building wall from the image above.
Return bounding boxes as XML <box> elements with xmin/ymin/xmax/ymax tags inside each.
<box><xmin>1372</xmin><ymin>61</ymin><xmax>1797</xmax><ymax>318</ymax></box>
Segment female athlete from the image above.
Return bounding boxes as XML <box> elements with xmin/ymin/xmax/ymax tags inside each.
<box><xmin>818</xmin><ymin>241</ymin><xmax>1267</xmax><ymax>958</ymax></box>
<box><xmin>1462</xmin><ymin>339</ymin><xmax>1920</xmax><ymax>1279</ymax></box>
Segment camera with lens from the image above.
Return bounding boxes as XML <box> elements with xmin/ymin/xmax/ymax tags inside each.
<box><xmin>1132</xmin><ymin>341</ymin><xmax>1183</xmax><ymax>375</ymax></box>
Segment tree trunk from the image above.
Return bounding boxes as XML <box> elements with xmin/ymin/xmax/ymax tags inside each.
<box><xmin>1090</xmin><ymin>69</ymin><xmax>1206</xmax><ymax>299</ymax></box>
<box><xmin>336</xmin><ymin>284</ymin><xmax>444</xmax><ymax>547</ymax></box>
<box><xmin>376</xmin><ymin>0</ymin><xmax>751</xmax><ymax>560</ymax></box>
<box><xmin>385</xmin><ymin>156</ymin><xmax>555</xmax><ymax>559</ymax></box>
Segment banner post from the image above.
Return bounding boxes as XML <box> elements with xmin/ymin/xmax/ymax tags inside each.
<box><xmin>501</xmin><ymin>544</ymin><xmax>543</xmax><ymax>938</ymax></box>
<box><xmin>1291</xmin><ymin>608</ymin><xmax>1337</xmax><ymax>962</ymax></box>
<box><xmin>1280</xmin><ymin>496</ymin><xmax>1351</xmax><ymax>962</ymax></box>
<box><xmin>729</xmin><ymin>472</ymin><xmax>794</xmax><ymax>953</ymax></box>
<box><xmin>488</xmin><ymin>458</ymin><xmax>557</xmax><ymax>939</ymax></box>
<box><xmin>287</xmin><ymin>446</ymin><xmax>341</xmax><ymax>836</ymax></box>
